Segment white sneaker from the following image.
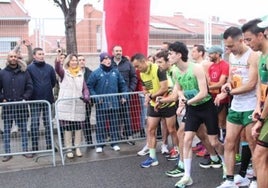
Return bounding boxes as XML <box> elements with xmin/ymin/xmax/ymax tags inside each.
<box><xmin>96</xmin><ymin>147</ymin><xmax>103</xmax><ymax>153</ymax></box>
<box><xmin>249</xmin><ymin>180</ymin><xmax>257</xmax><ymax>188</ymax></box>
<box><xmin>112</xmin><ymin>145</ymin><xmax>120</xmax><ymax>151</ymax></box>
<box><xmin>246</xmin><ymin>168</ymin><xmax>254</xmax><ymax>178</ymax></box>
<box><xmin>161</xmin><ymin>144</ymin><xmax>169</xmax><ymax>154</ymax></box>
<box><xmin>174</xmin><ymin>176</ymin><xmax>193</xmax><ymax>187</ymax></box>
<box><xmin>11</xmin><ymin>125</ymin><xmax>18</xmax><ymax>133</ymax></box>
<box><xmin>137</xmin><ymin>145</ymin><xmax>149</xmax><ymax>156</ymax></box>
<box><xmin>234</xmin><ymin>174</ymin><xmax>250</xmax><ymax>186</ymax></box>
<box><xmin>216</xmin><ymin>180</ymin><xmax>239</xmax><ymax>188</ymax></box>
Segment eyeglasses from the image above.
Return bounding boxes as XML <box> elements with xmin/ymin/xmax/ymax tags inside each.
<box><xmin>78</xmin><ymin>59</ymin><xmax>85</xmax><ymax>61</ymax></box>
<box><xmin>9</xmin><ymin>55</ymin><xmax>17</xmax><ymax>58</ymax></box>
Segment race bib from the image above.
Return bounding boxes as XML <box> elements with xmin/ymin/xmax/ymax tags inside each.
<box><xmin>231</xmin><ymin>74</ymin><xmax>242</xmax><ymax>88</ymax></box>
<box><xmin>260</xmin><ymin>83</ymin><xmax>268</xmax><ymax>103</ymax></box>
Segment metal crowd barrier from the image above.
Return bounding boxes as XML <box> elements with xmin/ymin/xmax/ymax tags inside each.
<box><xmin>0</xmin><ymin>100</ymin><xmax>56</xmax><ymax>167</ymax></box>
<box><xmin>55</xmin><ymin>92</ymin><xmax>147</xmax><ymax>165</ymax></box>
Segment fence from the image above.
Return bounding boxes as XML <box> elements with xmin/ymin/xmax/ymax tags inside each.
<box><xmin>0</xmin><ymin>100</ymin><xmax>56</xmax><ymax>166</ymax></box>
<box><xmin>55</xmin><ymin>92</ymin><xmax>146</xmax><ymax>165</ymax></box>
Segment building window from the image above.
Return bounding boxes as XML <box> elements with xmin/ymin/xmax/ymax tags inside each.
<box><xmin>0</xmin><ymin>37</ymin><xmax>19</xmax><ymax>52</ymax></box>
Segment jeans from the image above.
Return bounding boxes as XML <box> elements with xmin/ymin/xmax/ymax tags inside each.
<box><xmin>30</xmin><ymin>103</ymin><xmax>52</xmax><ymax>150</ymax></box>
<box><xmin>95</xmin><ymin>108</ymin><xmax>120</xmax><ymax>146</ymax></box>
<box><xmin>119</xmin><ymin>101</ymin><xmax>132</xmax><ymax>137</ymax></box>
<box><xmin>83</xmin><ymin>103</ymin><xmax>92</xmax><ymax>144</ymax></box>
<box><xmin>3</xmin><ymin>118</ymin><xmax>28</xmax><ymax>153</ymax></box>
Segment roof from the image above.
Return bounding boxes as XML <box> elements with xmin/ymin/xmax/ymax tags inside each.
<box><xmin>150</xmin><ymin>14</ymin><xmax>240</xmax><ymax>36</ymax></box>
<box><xmin>0</xmin><ymin>0</ymin><xmax>30</xmax><ymax>20</ymax></box>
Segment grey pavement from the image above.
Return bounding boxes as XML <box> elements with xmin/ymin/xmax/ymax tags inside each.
<box><xmin>0</xmin><ymin>140</ymin><xmax>236</xmax><ymax>188</ymax></box>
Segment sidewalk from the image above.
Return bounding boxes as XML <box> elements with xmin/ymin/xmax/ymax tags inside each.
<box><xmin>0</xmin><ymin>137</ymin><xmax>147</xmax><ymax>173</ymax></box>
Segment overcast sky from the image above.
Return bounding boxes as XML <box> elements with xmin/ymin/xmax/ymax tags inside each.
<box><xmin>25</xmin><ymin>0</ymin><xmax>268</xmax><ymax>21</ymax></box>
<box><xmin>24</xmin><ymin>0</ymin><xmax>268</xmax><ymax>35</ymax></box>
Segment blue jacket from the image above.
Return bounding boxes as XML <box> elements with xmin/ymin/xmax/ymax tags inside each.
<box><xmin>27</xmin><ymin>60</ymin><xmax>56</xmax><ymax>104</ymax></box>
<box><xmin>87</xmin><ymin>64</ymin><xmax>128</xmax><ymax>110</ymax></box>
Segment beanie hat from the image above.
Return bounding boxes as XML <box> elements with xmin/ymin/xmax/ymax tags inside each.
<box><xmin>99</xmin><ymin>52</ymin><xmax>110</xmax><ymax>62</ymax></box>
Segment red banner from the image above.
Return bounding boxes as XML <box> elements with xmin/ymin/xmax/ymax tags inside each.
<box><xmin>104</xmin><ymin>0</ymin><xmax>150</xmax><ymax>57</ymax></box>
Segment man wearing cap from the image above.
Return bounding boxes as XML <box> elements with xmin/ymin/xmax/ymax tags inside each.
<box><xmin>215</xmin><ymin>26</ymin><xmax>259</xmax><ymax>188</ymax></box>
<box><xmin>207</xmin><ymin>45</ymin><xmax>229</xmax><ymax>142</ymax></box>
<box><xmin>87</xmin><ymin>52</ymin><xmax>128</xmax><ymax>153</ymax></box>
<box><xmin>242</xmin><ymin>17</ymin><xmax>268</xmax><ymax>188</ymax></box>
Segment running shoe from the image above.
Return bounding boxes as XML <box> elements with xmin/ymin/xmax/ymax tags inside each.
<box><xmin>137</xmin><ymin>145</ymin><xmax>149</xmax><ymax>156</ymax></box>
<box><xmin>192</xmin><ymin>142</ymin><xmax>203</xmax><ymax>152</ymax></box>
<box><xmin>140</xmin><ymin>157</ymin><xmax>159</xmax><ymax>168</ymax></box>
<box><xmin>196</xmin><ymin>148</ymin><xmax>209</xmax><ymax>157</ymax></box>
<box><xmin>249</xmin><ymin>180</ymin><xmax>257</xmax><ymax>188</ymax></box>
<box><xmin>166</xmin><ymin>148</ymin><xmax>179</xmax><ymax>161</ymax></box>
<box><xmin>161</xmin><ymin>144</ymin><xmax>169</xmax><ymax>155</ymax></box>
<box><xmin>216</xmin><ymin>180</ymin><xmax>238</xmax><ymax>188</ymax></box>
<box><xmin>234</xmin><ymin>174</ymin><xmax>250</xmax><ymax>187</ymax></box>
<box><xmin>174</xmin><ymin>176</ymin><xmax>193</xmax><ymax>188</ymax></box>
<box><xmin>165</xmin><ymin>165</ymin><xmax>184</xmax><ymax>177</ymax></box>
<box><xmin>199</xmin><ymin>158</ymin><xmax>222</xmax><ymax>169</ymax></box>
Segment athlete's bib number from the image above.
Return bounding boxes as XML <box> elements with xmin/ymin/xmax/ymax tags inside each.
<box><xmin>231</xmin><ymin>74</ymin><xmax>242</xmax><ymax>88</ymax></box>
<box><xmin>260</xmin><ymin>83</ymin><xmax>268</xmax><ymax>103</ymax></box>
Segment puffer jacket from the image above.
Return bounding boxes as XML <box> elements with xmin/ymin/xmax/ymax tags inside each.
<box><xmin>0</xmin><ymin>61</ymin><xmax>33</xmax><ymax>120</ymax></box>
<box><xmin>87</xmin><ymin>64</ymin><xmax>128</xmax><ymax>110</ymax></box>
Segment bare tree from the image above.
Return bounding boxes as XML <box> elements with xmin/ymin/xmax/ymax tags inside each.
<box><xmin>52</xmin><ymin>0</ymin><xmax>80</xmax><ymax>54</ymax></box>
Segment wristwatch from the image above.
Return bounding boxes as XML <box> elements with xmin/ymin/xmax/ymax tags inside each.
<box><xmin>257</xmin><ymin>116</ymin><xmax>265</xmax><ymax>123</ymax></box>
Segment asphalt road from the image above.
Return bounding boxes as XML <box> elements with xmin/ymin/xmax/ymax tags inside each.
<box><xmin>0</xmin><ymin>152</ymin><xmax>226</xmax><ymax>188</ymax></box>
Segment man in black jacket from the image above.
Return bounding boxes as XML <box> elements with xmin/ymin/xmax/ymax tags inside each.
<box><xmin>111</xmin><ymin>45</ymin><xmax>137</xmax><ymax>144</ymax></box>
<box><xmin>27</xmin><ymin>47</ymin><xmax>56</xmax><ymax>151</ymax></box>
<box><xmin>78</xmin><ymin>55</ymin><xmax>93</xmax><ymax>145</ymax></box>
<box><xmin>0</xmin><ymin>51</ymin><xmax>33</xmax><ymax>162</ymax></box>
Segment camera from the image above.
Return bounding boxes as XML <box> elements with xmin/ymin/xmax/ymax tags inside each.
<box><xmin>57</xmin><ymin>49</ymin><xmax>62</xmax><ymax>53</ymax></box>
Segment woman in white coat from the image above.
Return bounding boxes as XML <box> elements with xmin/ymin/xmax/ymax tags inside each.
<box><xmin>55</xmin><ymin>53</ymin><xmax>90</xmax><ymax>158</ymax></box>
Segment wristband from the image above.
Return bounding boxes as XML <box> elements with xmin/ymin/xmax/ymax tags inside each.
<box><xmin>149</xmin><ymin>94</ymin><xmax>153</xmax><ymax>100</ymax></box>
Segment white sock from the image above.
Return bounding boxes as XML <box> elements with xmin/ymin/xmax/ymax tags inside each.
<box><xmin>183</xmin><ymin>158</ymin><xmax>192</xmax><ymax>177</ymax></box>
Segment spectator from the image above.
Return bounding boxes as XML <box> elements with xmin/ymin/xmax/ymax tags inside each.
<box><xmin>13</xmin><ymin>39</ymin><xmax>33</xmax><ymax>65</ymax></box>
<box><xmin>54</xmin><ymin>50</ymin><xmax>67</xmax><ymax>146</ymax></box>
<box><xmin>87</xmin><ymin>52</ymin><xmax>128</xmax><ymax>153</ymax></box>
<box><xmin>10</xmin><ymin>39</ymin><xmax>33</xmax><ymax>134</ymax></box>
<box><xmin>111</xmin><ymin>45</ymin><xmax>137</xmax><ymax>143</ymax></box>
<box><xmin>78</xmin><ymin>55</ymin><xmax>93</xmax><ymax>145</ymax></box>
<box><xmin>0</xmin><ymin>51</ymin><xmax>33</xmax><ymax>162</ymax></box>
<box><xmin>55</xmin><ymin>54</ymin><xmax>89</xmax><ymax>158</ymax></box>
<box><xmin>27</xmin><ymin>47</ymin><xmax>57</xmax><ymax>152</ymax></box>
